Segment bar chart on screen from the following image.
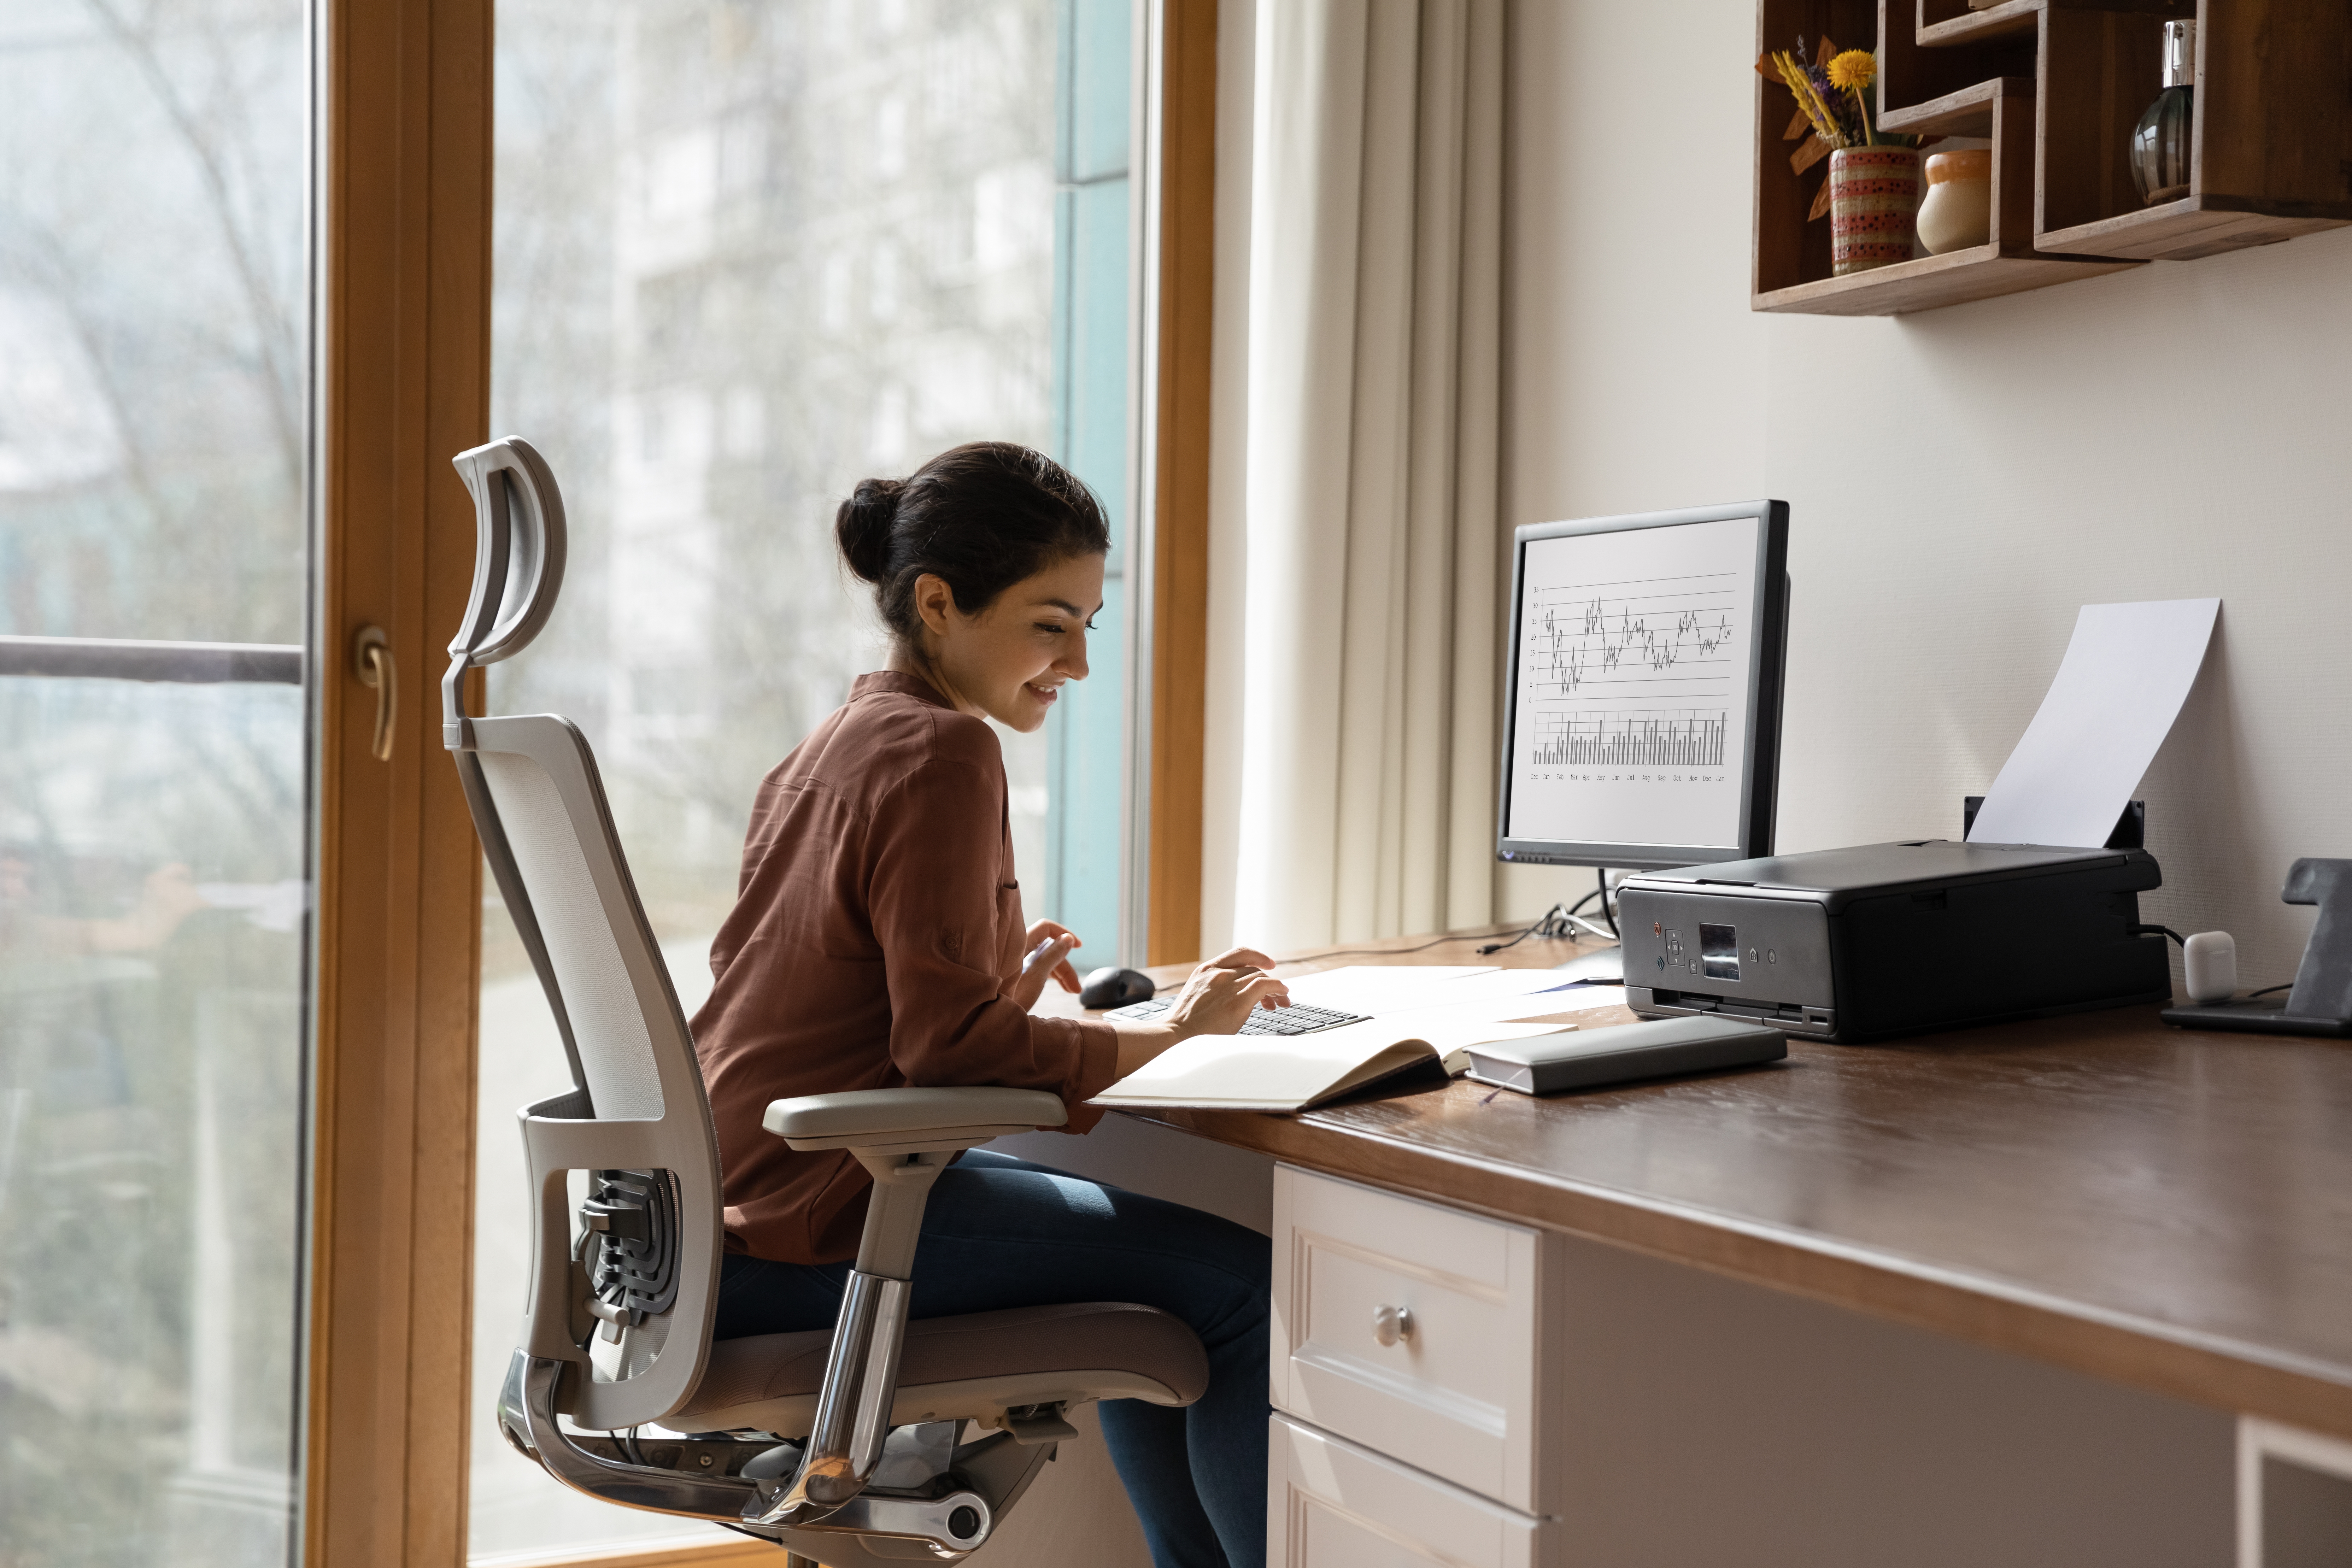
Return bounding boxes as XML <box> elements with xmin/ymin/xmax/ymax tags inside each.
<box><xmin>1531</xmin><ymin>710</ymin><xmax>1728</xmax><ymax>769</ymax></box>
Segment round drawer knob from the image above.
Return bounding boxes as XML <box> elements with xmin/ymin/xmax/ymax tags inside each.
<box><xmin>1371</xmin><ymin>1303</ymin><xmax>1415</xmax><ymax>1347</ymax></box>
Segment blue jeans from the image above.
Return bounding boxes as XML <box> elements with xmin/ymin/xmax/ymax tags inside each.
<box><xmin>713</xmin><ymin>1150</ymin><xmax>1270</xmax><ymax>1568</ymax></box>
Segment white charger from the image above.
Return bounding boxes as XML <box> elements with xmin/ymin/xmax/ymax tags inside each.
<box><xmin>2183</xmin><ymin>930</ymin><xmax>2237</xmax><ymax>1004</ymax></box>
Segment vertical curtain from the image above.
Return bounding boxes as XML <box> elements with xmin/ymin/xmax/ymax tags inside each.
<box><xmin>1231</xmin><ymin>0</ymin><xmax>1503</xmax><ymax>950</ymax></box>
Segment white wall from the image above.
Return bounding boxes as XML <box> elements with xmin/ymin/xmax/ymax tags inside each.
<box><xmin>1500</xmin><ymin>0</ymin><xmax>2352</xmax><ymax>987</ymax></box>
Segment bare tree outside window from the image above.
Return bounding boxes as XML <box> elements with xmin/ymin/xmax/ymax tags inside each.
<box><xmin>0</xmin><ymin>2</ymin><xmax>310</xmax><ymax>1564</ymax></box>
<box><xmin>471</xmin><ymin>1</ymin><xmax>1079</xmax><ymax>1551</ymax></box>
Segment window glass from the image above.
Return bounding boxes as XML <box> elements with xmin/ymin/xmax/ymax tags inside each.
<box><xmin>0</xmin><ymin>2</ymin><xmax>312</xmax><ymax>1563</ymax></box>
<box><xmin>473</xmin><ymin>1</ymin><xmax>1134</xmax><ymax>1554</ymax></box>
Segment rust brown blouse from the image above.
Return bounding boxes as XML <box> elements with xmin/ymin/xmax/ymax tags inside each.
<box><xmin>690</xmin><ymin>671</ymin><xmax>1119</xmax><ymax>1264</ymax></box>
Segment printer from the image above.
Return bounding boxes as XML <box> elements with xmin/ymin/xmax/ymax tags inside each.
<box><xmin>1615</xmin><ymin>840</ymin><xmax>2173</xmax><ymax>1043</ymax></box>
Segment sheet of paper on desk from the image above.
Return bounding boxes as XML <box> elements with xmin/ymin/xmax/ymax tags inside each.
<box><xmin>1277</xmin><ymin>964</ymin><xmax>1491</xmax><ymax>1003</ymax></box>
<box><xmin>1965</xmin><ymin>597</ymin><xmax>2218</xmax><ymax>849</ymax></box>
<box><xmin>1375</xmin><ymin>984</ymin><xmax>1630</xmax><ymax>1030</ymax></box>
<box><xmin>1280</xmin><ymin>965</ymin><xmax>1573</xmax><ymax>1014</ymax></box>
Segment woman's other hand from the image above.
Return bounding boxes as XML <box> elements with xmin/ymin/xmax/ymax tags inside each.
<box><xmin>1161</xmin><ymin>951</ymin><xmax>1289</xmax><ymax>1039</ymax></box>
<box><xmin>1195</xmin><ymin>946</ymin><xmax>1284</xmax><ymax>980</ymax></box>
<box><xmin>1007</xmin><ymin>919</ymin><xmax>1083</xmax><ymax>1010</ymax></box>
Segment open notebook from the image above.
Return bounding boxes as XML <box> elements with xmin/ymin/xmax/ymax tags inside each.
<box><xmin>1087</xmin><ymin>1017</ymin><xmax>1576</xmax><ymax>1114</ymax></box>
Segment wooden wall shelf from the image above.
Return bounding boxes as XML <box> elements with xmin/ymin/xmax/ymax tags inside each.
<box><xmin>1919</xmin><ymin>0</ymin><xmax>2044</xmax><ymax>47</ymax></box>
<box><xmin>1752</xmin><ymin>0</ymin><xmax>2352</xmax><ymax>315</ymax></box>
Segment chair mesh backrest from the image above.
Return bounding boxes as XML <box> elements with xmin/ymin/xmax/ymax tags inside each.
<box><xmin>474</xmin><ymin>744</ymin><xmax>666</xmax><ymax>1120</ymax></box>
<box><xmin>445</xmin><ymin>435</ymin><xmax>720</xmax><ymax>1430</ymax></box>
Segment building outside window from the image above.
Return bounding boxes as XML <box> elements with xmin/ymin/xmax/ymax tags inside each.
<box><xmin>471</xmin><ymin>1</ymin><xmax>1138</xmax><ymax>1553</ymax></box>
<box><xmin>0</xmin><ymin>2</ymin><xmax>312</xmax><ymax>1562</ymax></box>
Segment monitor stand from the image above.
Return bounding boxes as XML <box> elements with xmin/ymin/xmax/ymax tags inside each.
<box><xmin>1550</xmin><ymin>944</ymin><xmax>1623</xmax><ymax>985</ymax></box>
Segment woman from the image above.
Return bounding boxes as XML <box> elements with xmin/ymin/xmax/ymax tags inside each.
<box><xmin>691</xmin><ymin>441</ymin><xmax>1285</xmax><ymax>1568</ymax></box>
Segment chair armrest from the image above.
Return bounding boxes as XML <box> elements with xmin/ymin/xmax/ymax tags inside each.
<box><xmin>763</xmin><ymin>1087</ymin><xmax>1068</xmax><ymax>1153</ymax></box>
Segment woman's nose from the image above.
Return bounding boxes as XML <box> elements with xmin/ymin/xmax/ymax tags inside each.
<box><xmin>1061</xmin><ymin>628</ymin><xmax>1090</xmax><ymax>682</ymax></box>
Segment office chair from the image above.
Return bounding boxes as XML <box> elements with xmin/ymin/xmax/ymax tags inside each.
<box><xmin>444</xmin><ymin>437</ymin><xmax>1207</xmax><ymax>1563</ymax></box>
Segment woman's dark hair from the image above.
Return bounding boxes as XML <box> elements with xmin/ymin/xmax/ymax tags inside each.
<box><xmin>836</xmin><ymin>441</ymin><xmax>1111</xmax><ymax>647</ymax></box>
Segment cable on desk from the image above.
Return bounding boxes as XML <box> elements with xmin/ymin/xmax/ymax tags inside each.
<box><xmin>1280</xmin><ymin>872</ymin><xmax>1621</xmax><ymax>965</ymax></box>
<box><xmin>2130</xmin><ymin>924</ymin><xmax>2188</xmax><ymax>946</ymax></box>
<box><xmin>1276</xmin><ymin>932</ymin><xmax>1497</xmax><ymax>965</ymax></box>
<box><xmin>1476</xmin><ymin>872</ymin><xmax>1617</xmax><ymax>957</ymax></box>
<box><xmin>1475</xmin><ymin>903</ymin><xmax>1577</xmax><ymax>957</ymax></box>
<box><xmin>2247</xmin><ymin>982</ymin><xmax>2294</xmax><ymax>999</ymax></box>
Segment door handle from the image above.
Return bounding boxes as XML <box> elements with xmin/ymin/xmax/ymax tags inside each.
<box><xmin>353</xmin><ymin>626</ymin><xmax>395</xmax><ymax>761</ymax></box>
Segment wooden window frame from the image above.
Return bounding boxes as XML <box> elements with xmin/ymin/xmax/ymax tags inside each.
<box><xmin>307</xmin><ymin>0</ymin><xmax>492</xmax><ymax>1561</ymax></box>
<box><xmin>1145</xmin><ymin>0</ymin><xmax>1218</xmax><ymax>967</ymax></box>
<box><xmin>301</xmin><ymin>0</ymin><xmax>1218</xmax><ymax>1561</ymax></box>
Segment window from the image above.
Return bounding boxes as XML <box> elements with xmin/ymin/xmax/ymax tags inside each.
<box><xmin>0</xmin><ymin>2</ymin><xmax>312</xmax><ymax>1562</ymax></box>
<box><xmin>471</xmin><ymin>1</ymin><xmax>1138</xmax><ymax>1554</ymax></box>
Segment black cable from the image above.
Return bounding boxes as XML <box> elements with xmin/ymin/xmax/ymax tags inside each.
<box><xmin>2248</xmin><ymin>982</ymin><xmax>2294</xmax><ymax>999</ymax></box>
<box><xmin>1476</xmin><ymin>877</ymin><xmax>1621</xmax><ymax>957</ymax></box>
<box><xmin>1282</xmin><ymin>883</ymin><xmax>1611</xmax><ymax>965</ymax></box>
<box><xmin>2130</xmin><ymin>924</ymin><xmax>2188</xmax><ymax>946</ymax></box>
<box><xmin>1597</xmin><ymin>867</ymin><xmax>1618</xmax><ymax>940</ymax></box>
<box><xmin>1278</xmin><ymin>932</ymin><xmax>1498</xmax><ymax>965</ymax></box>
<box><xmin>1475</xmin><ymin>903</ymin><xmax>1571</xmax><ymax>957</ymax></box>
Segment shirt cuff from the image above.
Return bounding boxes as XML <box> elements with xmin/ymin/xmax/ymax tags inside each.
<box><xmin>1056</xmin><ymin>1015</ymin><xmax>1123</xmax><ymax>1134</ymax></box>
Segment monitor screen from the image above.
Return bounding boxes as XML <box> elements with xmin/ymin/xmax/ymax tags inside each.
<box><xmin>1497</xmin><ymin>501</ymin><xmax>1788</xmax><ymax>870</ymax></box>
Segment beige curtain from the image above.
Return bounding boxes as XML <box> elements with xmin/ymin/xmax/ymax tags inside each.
<box><xmin>1231</xmin><ymin>0</ymin><xmax>1503</xmax><ymax>949</ymax></box>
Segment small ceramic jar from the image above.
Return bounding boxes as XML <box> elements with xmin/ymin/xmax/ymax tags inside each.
<box><xmin>1916</xmin><ymin>149</ymin><xmax>1993</xmax><ymax>254</ymax></box>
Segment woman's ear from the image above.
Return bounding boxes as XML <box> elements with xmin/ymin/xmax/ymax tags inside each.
<box><xmin>911</xmin><ymin>572</ymin><xmax>958</xmax><ymax>637</ymax></box>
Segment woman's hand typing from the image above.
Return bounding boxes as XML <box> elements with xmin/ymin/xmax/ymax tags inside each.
<box><xmin>1113</xmin><ymin>947</ymin><xmax>1290</xmax><ymax>1076</ymax></box>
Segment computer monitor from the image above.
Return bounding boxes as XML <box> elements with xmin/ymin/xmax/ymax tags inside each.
<box><xmin>1497</xmin><ymin>500</ymin><xmax>1789</xmax><ymax>874</ymax></box>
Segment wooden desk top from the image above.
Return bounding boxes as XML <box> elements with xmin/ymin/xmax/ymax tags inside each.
<box><xmin>1046</xmin><ymin>930</ymin><xmax>2352</xmax><ymax>1439</ymax></box>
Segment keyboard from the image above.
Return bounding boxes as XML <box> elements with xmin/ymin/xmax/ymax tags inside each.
<box><xmin>1102</xmin><ymin>998</ymin><xmax>1371</xmax><ymax>1036</ymax></box>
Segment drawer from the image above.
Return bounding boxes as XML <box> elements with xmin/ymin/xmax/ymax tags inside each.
<box><xmin>1270</xmin><ymin>1412</ymin><xmax>1555</xmax><ymax>1568</ymax></box>
<box><xmin>1271</xmin><ymin>1165</ymin><xmax>1559</xmax><ymax>1511</ymax></box>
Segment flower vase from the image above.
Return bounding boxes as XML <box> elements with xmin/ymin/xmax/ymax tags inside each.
<box><xmin>1829</xmin><ymin>145</ymin><xmax>1923</xmax><ymax>276</ymax></box>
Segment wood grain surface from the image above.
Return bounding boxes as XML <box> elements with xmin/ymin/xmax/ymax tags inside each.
<box><xmin>1048</xmin><ymin>928</ymin><xmax>2352</xmax><ymax>1439</ymax></box>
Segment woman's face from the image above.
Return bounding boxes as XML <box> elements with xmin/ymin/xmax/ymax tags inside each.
<box><xmin>913</xmin><ymin>552</ymin><xmax>1106</xmax><ymax>733</ymax></box>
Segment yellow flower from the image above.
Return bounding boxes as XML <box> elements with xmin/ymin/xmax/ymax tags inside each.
<box><xmin>1827</xmin><ymin>49</ymin><xmax>1877</xmax><ymax>92</ymax></box>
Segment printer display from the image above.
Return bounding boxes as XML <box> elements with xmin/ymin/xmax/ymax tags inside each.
<box><xmin>1615</xmin><ymin>841</ymin><xmax>2172</xmax><ymax>1043</ymax></box>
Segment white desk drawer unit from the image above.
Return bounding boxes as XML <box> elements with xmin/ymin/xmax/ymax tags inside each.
<box><xmin>1271</xmin><ymin>1412</ymin><xmax>1555</xmax><ymax>1568</ymax></box>
<box><xmin>1269</xmin><ymin>1164</ymin><xmax>1562</xmax><ymax>1515</ymax></box>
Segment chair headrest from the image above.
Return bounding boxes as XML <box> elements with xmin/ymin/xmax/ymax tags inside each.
<box><xmin>446</xmin><ymin>437</ymin><xmax>568</xmax><ymax>742</ymax></box>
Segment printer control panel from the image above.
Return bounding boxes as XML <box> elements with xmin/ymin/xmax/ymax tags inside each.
<box><xmin>1619</xmin><ymin>887</ymin><xmax>1836</xmax><ymax>1035</ymax></box>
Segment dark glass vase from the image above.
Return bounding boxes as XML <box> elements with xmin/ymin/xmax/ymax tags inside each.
<box><xmin>2131</xmin><ymin>86</ymin><xmax>2193</xmax><ymax>205</ymax></box>
<box><xmin>2130</xmin><ymin>20</ymin><xmax>2195</xmax><ymax>206</ymax></box>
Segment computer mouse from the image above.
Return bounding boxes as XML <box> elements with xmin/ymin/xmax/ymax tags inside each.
<box><xmin>1079</xmin><ymin>966</ymin><xmax>1155</xmax><ymax>1010</ymax></box>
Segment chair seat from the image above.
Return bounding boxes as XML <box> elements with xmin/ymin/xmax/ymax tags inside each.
<box><xmin>672</xmin><ymin>1301</ymin><xmax>1209</xmax><ymax>1436</ymax></box>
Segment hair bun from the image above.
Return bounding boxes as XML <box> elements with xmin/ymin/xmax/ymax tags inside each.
<box><xmin>835</xmin><ymin>476</ymin><xmax>905</xmax><ymax>584</ymax></box>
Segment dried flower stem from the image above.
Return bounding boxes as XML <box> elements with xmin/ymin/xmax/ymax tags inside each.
<box><xmin>1774</xmin><ymin>50</ymin><xmax>1848</xmax><ymax>147</ymax></box>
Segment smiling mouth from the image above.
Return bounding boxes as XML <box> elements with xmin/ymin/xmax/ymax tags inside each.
<box><xmin>1027</xmin><ymin>682</ymin><xmax>1061</xmax><ymax>703</ymax></box>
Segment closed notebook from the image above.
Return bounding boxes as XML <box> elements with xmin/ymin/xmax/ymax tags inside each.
<box><xmin>1461</xmin><ymin>1014</ymin><xmax>1785</xmax><ymax>1095</ymax></box>
<box><xmin>1088</xmin><ymin>1018</ymin><xmax>1572</xmax><ymax>1114</ymax></box>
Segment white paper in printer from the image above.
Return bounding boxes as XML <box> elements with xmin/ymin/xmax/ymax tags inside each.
<box><xmin>1965</xmin><ymin>597</ymin><xmax>2219</xmax><ymax>849</ymax></box>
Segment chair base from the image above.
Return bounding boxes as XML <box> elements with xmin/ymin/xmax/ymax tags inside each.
<box><xmin>498</xmin><ymin>1352</ymin><xmax>1057</xmax><ymax>1563</ymax></box>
